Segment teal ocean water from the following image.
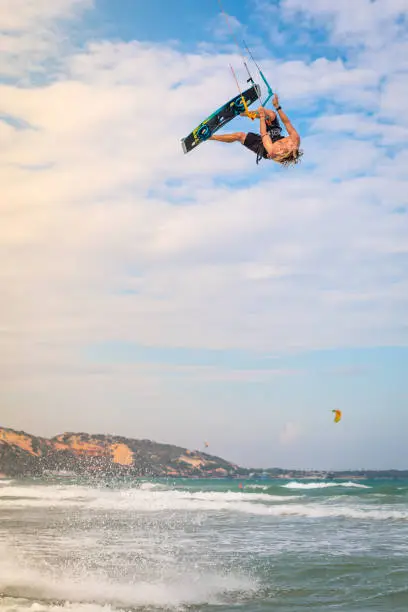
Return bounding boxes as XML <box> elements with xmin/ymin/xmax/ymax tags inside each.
<box><xmin>1</xmin><ymin>477</ymin><xmax>408</xmax><ymax>611</ymax></box>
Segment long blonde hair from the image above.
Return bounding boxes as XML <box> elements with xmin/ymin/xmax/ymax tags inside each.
<box><xmin>273</xmin><ymin>148</ymin><xmax>304</xmax><ymax>167</ymax></box>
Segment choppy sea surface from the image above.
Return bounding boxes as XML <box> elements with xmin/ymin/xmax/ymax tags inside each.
<box><xmin>1</xmin><ymin>477</ymin><xmax>408</xmax><ymax>611</ymax></box>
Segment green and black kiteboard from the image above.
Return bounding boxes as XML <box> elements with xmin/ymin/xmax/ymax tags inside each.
<box><xmin>181</xmin><ymin>84</ymin><xmax>261</xmax><ymax>154</ymax></box>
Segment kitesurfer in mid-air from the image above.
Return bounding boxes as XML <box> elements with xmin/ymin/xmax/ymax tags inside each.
<box><xmin>209</xmin><ymin>93</ymin><xmax>302</xmax><ymax>165</ymax></box>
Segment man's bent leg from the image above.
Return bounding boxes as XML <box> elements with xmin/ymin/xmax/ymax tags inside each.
<box><xmin>209</xmin><ymin>132</ymin><xmax>246</xmax><ymax>144</ymax></box>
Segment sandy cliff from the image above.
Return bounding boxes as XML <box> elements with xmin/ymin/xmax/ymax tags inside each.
<box><xmin>0</xmin><ymin>427</ymin><xmax>238</xmax><ymax>478</ymax></box>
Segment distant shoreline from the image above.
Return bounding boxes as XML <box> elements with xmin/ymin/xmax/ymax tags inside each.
<box><xmin>9</xmin><ymin>471</ymin><xmax>408</xmax><ymax>482</ymax></box>
<box><xmin>1</xmin><ymin>426</ymin><xmax>407</xmax><ymax>479</ymax></box>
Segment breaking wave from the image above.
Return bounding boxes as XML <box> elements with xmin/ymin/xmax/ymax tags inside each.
<box><xmin>283</xmin><ymin>481</ymin><xmax>371</xmax><ymax>490</ymax></box>
<box><xmin>0</xmin><ymin>545</ymin><xmax>256</xmax><ymax>611</ymax></box>
<box><xmin>0</xmin><ymin>482</ymin><xmax>405</xmax><ymax>521</ymax></box>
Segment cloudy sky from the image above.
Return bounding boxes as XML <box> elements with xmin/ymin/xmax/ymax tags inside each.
<box><xmin>1</xmin><ymin>0</ymin><xmax>408</xmax><ymax>470</ymax></box>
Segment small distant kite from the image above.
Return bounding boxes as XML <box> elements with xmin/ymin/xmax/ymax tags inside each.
<box><xmin>204</xmin><ymin>441</ymin><xmax>209</xmax><ymax>448</ymax></box>
<box><xmin>332</xmin><ymin>409</ymin><xmax>342</xmax><ymax>423</ymax></box>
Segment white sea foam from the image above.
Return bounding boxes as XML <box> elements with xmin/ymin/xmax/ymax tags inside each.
<box><xmin>0</xmin><ymin>603</ymin><xmax>123</xmax><ymax>612</ymax></box>
<box><xmin>0</xmin><ymin>483</ymin><xmax>404</xmax><ymax>521</ymax></box>
<box><xmin>247</xmin><ymin>503</ymin><xmax>408</xmax><ymax>520</ymax></box>
<box><xmin>0</xmin><ymin>547</ymin><xmax>256</xmax><ymax>611</ymax></box>
<box><xmin>283</xmin><ymin>480</ymin><xmax>371</xmax><ymax>490</ymax></box>
<box><xmin>0</xmin><ymin>484</ymin><xmax>300</xmax><ymax>511</ymax></box>
<box><xmin>138</xmin><ymin>481</ymin><xmax>167</xmax><ymax>491</ymax></box>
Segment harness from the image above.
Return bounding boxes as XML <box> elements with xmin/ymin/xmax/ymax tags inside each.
<box><xmin>256</xmin><ymin>118</ymin><xmax>284</xmax><ymax>164</ymax></box>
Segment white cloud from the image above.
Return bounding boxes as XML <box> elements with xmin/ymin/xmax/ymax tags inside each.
<box><xmin>311</xmin><ymin>113</ymin><xmax>408</xmax><ymax>145</ymax></box>
<box><xmin>245</xmin><ymin>56</ymin><xmax>379</xmax><ymax>114</ymax></box>
<box><xmin>0</xmin><ymin>0</ymin><xmax>92</xmax><ymax>80</ymax></box>
<box><xmin>210</xmin><ymin>11</ymin><xmax>246</xmax><ymax>42</ymax></box>
<box><xmin>0</xmin><ymin>0</ymin><xmax>92</xmax><ymax>31</ymax></box>
<box><xmin>380</xmin><ymin>74</ymin><xmax>408</xmax><ymax>123</ymax></box>
<box><xmin>281</xmin><ymin>0</ymin><xmax>408</xmax><ymax>47</ymax></box>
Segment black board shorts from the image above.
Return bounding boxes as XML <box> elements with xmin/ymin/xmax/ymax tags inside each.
<box><xmin>243</xmin><ymin>117</ymin><xmax>284</xmax><ymax>159</ymax></box>
<box><xmin>243</xmin><ymin>132</ymin><xmax>266</xmax><ymax>157</ymax></box>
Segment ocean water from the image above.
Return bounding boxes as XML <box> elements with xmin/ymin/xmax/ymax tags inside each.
<box><xmin>1</xmin><ymin>477</ymin><xmax>408</xmax><ymax>611</ymax></box>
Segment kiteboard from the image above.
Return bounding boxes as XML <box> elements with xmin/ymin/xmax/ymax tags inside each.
<box><xmin>181</xmin><ymin>83</ymin><xmax>261</xmax><ymax>154</ymax></box>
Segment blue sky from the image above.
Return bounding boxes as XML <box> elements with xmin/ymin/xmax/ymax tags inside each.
<box><xmin>1</xmin><ymin>0</ymin><xmax>408</xmax><ymax>469</ymax></box>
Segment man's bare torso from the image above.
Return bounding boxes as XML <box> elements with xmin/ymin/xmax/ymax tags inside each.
<box><xmin>267</xmin><ymin>135</ymin><xmax>298</xmax><ymax>160</ymax></box>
